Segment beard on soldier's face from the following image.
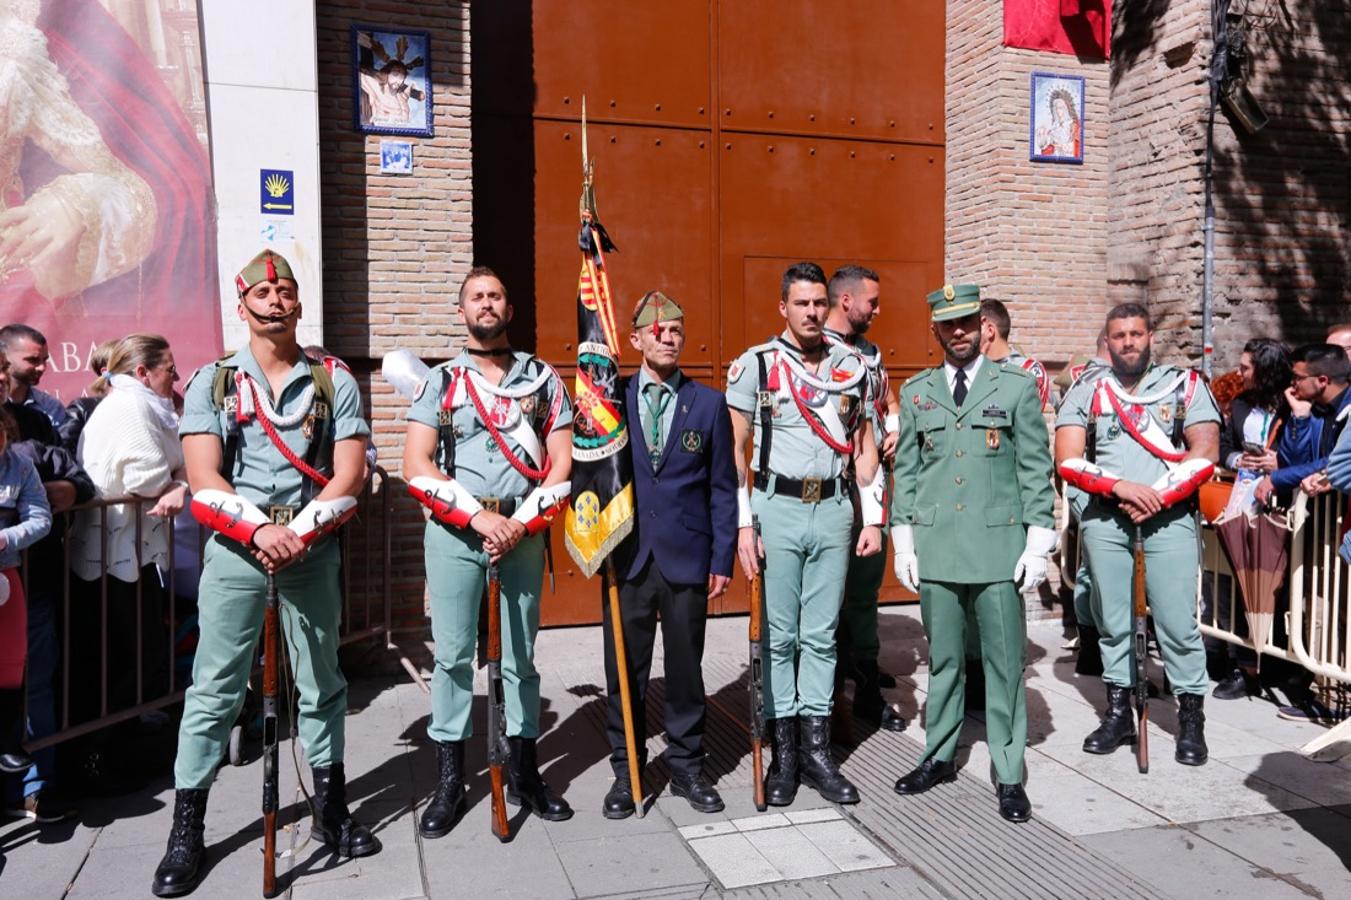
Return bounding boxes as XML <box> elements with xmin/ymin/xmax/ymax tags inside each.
<box><xmin>943</xmin><ymin>334</ymin><xmax>980</xmax><ymax>364</ymax></box>
<box><xmin>469</xmin><ymin>319</ymin><xmax>509</xmax><ymax>342</ymax></box>
<box><xmin>1109</xmin><ymin>345</ymin><xmax>1151</xmax><ymax>379</ymax></box>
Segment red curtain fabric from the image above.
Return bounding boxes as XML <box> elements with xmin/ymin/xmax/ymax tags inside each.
<box><xmin>1004</xmin><ymin>0</ymin><xmax>1112</xmax><ymax>59</ymax></box>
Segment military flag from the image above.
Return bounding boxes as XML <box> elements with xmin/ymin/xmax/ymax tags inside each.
<box><xmin>564</xmin><ymin>103</ymin><xmax>634</xmax><ymax>577</ymax></box>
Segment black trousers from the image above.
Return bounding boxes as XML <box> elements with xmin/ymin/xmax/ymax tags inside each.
<box><xmin>602</xmin><ymin>559</ymin><xmax>709</xmax><ymax>778</ymax></box>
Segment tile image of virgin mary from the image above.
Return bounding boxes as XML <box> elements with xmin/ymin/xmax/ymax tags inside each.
<box><xmin>0</xmin><ymin>0</ymin><xmax>218</xmax><ymax>365</ymax></box>
<box><xmin>1036</xmin><ymin>86</ymin><xmax>1081</xmax><ymax>159</ymax></box>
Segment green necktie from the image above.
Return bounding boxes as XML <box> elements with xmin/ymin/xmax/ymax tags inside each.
<box><xmin>644</xmin><ymin>383</ymin><xmax>672</xmax><ymax>465</ymax></box>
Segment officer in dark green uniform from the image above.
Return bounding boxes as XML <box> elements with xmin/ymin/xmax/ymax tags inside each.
<box><xmin>891</xmin><ymin>283</ymin><xmax>1057</xmax><ymax>823</ymax></box>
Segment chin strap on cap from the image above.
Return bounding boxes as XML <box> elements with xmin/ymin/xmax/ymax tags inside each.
<box><xmin>1151</xmin><ymin>458</ymin><xmax>1215</xmax><ymax>508</ymax></box>
<box><xmin>289</xmin><ymin>497</ymin><xmax>358</xmax><ymax>546</ymax></box>
<box><xmin>512</xmin><ymin>481</ymin><xmax>571</xmax><ymax>536</ymax></box>
<box><xmin>1058</xmin><ymin>458</ymin><xmax>1122</xmax><ymax>498</ymax></box>
<box><xmin>191</xmin><ymin>489</ymin><xmax>270</xmax><ymax>547</ymax></box>
<box><xmin>408</xmin><ymin>476</ymin><xmax>481</xmax><ymax>529</ymax></box>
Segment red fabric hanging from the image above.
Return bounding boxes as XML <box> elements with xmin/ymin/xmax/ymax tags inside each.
<box><xmin>1003</xmin><ymin>0</ymin><xmax>1112</xmax><ymax>59</ymax></box>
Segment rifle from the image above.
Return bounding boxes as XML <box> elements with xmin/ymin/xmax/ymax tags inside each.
<box><xmin>261</xmin><ymin>573</ymin><xmax>280</xmax><ymax>897</ymax></box>
<box><xmin>1132</xmin><ymin>525</ymin><xmax>1149</xmax><ymax>775</ymax></box>
<box><xmin>485</xmin><ymin>563</ymin><xmax>511</xmax><ymax>840</ymax></box>
<box><xmin>748</xmin><ymin>516</ymin><xmax>767</xmax><ymax>812</ymax></box>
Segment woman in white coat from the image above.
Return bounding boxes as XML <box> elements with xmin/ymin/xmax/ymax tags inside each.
<box><xmin>68</xmin><ymin>334</ymin><xmax>186</xmax><ymax>762</ymax></box>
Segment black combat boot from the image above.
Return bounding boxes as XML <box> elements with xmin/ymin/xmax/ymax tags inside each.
<box><xmin>1082</xmin><ymin>684</ymin><xmax>1136</xmax><ymax>754</ymax></box>
<box><xmin>798</xmin><ymin>715</ymin><xmax>860</xmax><ymax>804</ymax></box>
<box><xmin>150</xmin><ymin>788</ymin><xmax>208</xmax><ymax>897</ymax></box>
<box><xmin>1175</xmin><ymin>694</ymin><xmax>1209</xmax><ymax>766</ymax></box>
<box><xmin>764</xmin><ymin>717</ymin><xmax>799</xmax><ymax>806</ymax></box>
<box><xmin>852</xmin><ymin>661</ymin><xmax>907</xmax><ymax>732</ymax></box>
<box><xmin>505</xmin><ymin>737</ymin><xmax>573</xmax><ymax>821</ymax></box>
<box><xmin>1074</xmin><ymin>625</ymin><xmax>1104</xmax><ymax>677</ymax></box>
<box><xmin>312</xmin><ymin>763</ymin><xmax>382</xmax><ymax>857</ymax></box>
<box><xmin>419</xmin><ymin>740</ymin><xmax>466</xmax><ymax>838</ymax></box>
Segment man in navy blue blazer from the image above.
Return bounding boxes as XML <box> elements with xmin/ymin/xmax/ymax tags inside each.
<box><xmin>601</xmin><ymin>291</ymin><xmax>738</xmax><ymax>819</ymax></box>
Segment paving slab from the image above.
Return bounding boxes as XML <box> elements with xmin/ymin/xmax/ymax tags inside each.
<box><xmin>557</xmin><ymin>830</ymin><xmax>708</xmax><ymax>897</ymax></box>
<box><xmin>722</xmin><ymin>866</ymin><xmax>946</xmax><ymax>900</ymax></box>
<box><xmin>1187</xmin><ymin>806</ymin><xmax>1351</xmax><ymax>898</ymax></box>
<box><xmin>742</xmin><ymin>824</ymin><xmax>841</xmax><ymax>880</ymax></box>
<box><xmin>686</xmin><ymin>831</ymin><xmax>781</xmax><ymax>889</ymax></box>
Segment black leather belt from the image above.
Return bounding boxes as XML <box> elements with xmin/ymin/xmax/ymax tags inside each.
<box><xmin>754</xmin><ymin>473</ymin><xmax>845</xmax><ymax>503</ymax></box>
<box><xmin>476</xmin><ymin>496</ymin><xmax>519</xmax><ymax>516</ymax></box>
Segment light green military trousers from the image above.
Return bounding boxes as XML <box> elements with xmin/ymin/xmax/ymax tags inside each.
<box><xmin>1080</xmin><ymin>502</ymin><xmax>1208</xmax><ymax>695</ymax></box>
<box><xmin>754</xmin><ymin>490</ymin><xmax>853</xmax><ymax>718</ymax></box>
<box><xmin>425</xmin><ymin>523</ymin><xmax>545</xmax><ymax>742</ymax></box>
<box><xmin>176</xmin><ymin>536</ymin><xmax>347</xmax><ymax>789</ymax></box>
<box><xmin>920</xmin><ymin>580</ymin><xmax>1028</xmax><ymax>785</ymax></box>
<box><xmin>839</xmin><ymin>524</ymin><xmax>889</xmax><ymax>666</ymax></box>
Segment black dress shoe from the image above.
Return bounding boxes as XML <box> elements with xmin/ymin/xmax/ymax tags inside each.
<box><xmin>996</xmin><ymin>783</ymin><xmax>1031</xmax><ymax>823</ymax></box>
<box><xmin>669</xmin><ymin>771</ymin><xmax>725</xmax><ymax>813</ymax></box>
<box><xmin>1211</xmin><ymin>668</ymin><xmax>1258</xmax><ymax>701</ymax></box>
<box><xmin>603</xmin><ymin>779</ymin><xmax>635</xmax><ymax>819</ymax></box>
<box><xmin>893</xmin><ymin>757</ymin><xmax>957</xmax><ymax>795</ymax></box>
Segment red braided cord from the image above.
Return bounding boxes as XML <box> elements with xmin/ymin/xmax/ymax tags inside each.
<box><xmin>1102</xmin><ymin>385</ymin><xmax>1186</xmax><ymax>463</ymax></box>
<box><xmin>463</xmin><ymin>375</ymin><xmax>551</xmax><ymax>482</ymax></box>
<box><xmin>246</xmin><ymin>380</ymin><xmax>331</xmax><ymax>487</ymax></box>
<box><xmin>782</xmin><ymin>361</ymin><xmax>853</xmax><ymax>455</ymax></box>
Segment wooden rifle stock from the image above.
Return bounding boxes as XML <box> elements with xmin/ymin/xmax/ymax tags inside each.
<box><xmin>1132</xmin><ymin>526</ymin><xmax>1149</xmax><ymax>775</ymax></box>
<box><xmin>748</xmin><ymin>517</ymin><xmax>767</xmax><ymax>812</ymax></box>
<box><xmin>262</xmin><ymin>573</ymin><xmax>279</xmax><ymax>897</ymax></box>
<box><xmin>486</xmin><ymin>563</ymin><xmax>511</xmax><ymax>840</ymax></box>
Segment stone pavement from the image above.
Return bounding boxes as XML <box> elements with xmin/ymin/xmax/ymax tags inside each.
<box><xmin>3</xmin><ymin>607</ymin><xmax>1350</xmax><ymax>899</ymax></box>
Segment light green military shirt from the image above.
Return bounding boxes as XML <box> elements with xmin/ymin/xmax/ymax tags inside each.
<box><xmin>180</xmin><ymin>346</ymin><xmax>370</xmax><ymax>509</ymax></box>
<box><xmin>636</xmin><ymin>368</ymin><xmax>683</xmax><ymax>466</ymax></box>
<box><xmin>726</xmin><ymin>333</ymin><xmax>870</xmax><ymax>480</ymax></box>
<box><xmin>1056</xmin><ymin>363</ymin><xmax>1220</xmax><ymax>493</ymax></box>
<box><xmin>407</xmin><ymin>349</ymin><xmax>573</xmax><ymax>500</ymax></box>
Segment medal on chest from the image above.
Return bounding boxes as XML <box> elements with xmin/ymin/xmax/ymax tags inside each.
<box><xmin>793</xmin><ymin>374</ymin><xmax>828</xmax><ymax>409</ymax></box>
<box><xmin>986</xmin><ymin>428</ymin><xmax>1000</xmax><ymax>451</ymax></box>
<box><xmin>484</xmin><ymin>395</ymin><xmax>520</xmax><ymax>429</ymax></box>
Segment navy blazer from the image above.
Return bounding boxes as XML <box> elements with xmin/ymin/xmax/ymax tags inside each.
<box><xmin>615</xmin><ymin>372</ymin><xmax>738</xmax><ymax>585</ymax></box>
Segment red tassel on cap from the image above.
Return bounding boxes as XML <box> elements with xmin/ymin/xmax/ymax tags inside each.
<box><xmin>264</xmin><ymin>253</ymin><xmax>277</xmax><ymax>282</ymax></box>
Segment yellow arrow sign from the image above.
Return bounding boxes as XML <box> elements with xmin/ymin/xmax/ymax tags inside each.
<box><xmin>263</xmin><ymin>203</ymin><xmax>293</xmax><ymax>211</ymax></box>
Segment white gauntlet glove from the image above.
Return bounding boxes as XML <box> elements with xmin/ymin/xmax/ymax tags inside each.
<box><xmin>892</xmin><ymin>523</ymin><xmax>919</xmax><ymax>593</ymax></box>
<box><xmin>1014</xmin><ymin>525</ymin><xmax>1059</xmax><ymax>593</ymax></box>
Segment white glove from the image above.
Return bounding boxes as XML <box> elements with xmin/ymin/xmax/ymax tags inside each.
<box><xmin>893</xmin><ymin>523</ymin><xmax>919</xmax><ymax>593</ymax></box>
<box><xmin>1014</xmin><ymin>525</ymin><xmax>1059</xmax><ymax>592</ymax></box>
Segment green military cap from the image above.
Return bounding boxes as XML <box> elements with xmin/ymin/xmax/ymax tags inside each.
<box><xmin>632</xmin><ymin>290</ymin><xmax>684</xmax><ymax>329</ymax></box>
<box><xmin>926</xmin><ymin>283</ymin><xmax>980</xmax><ymax>322</ymax></box>
<box><xmin>234</xmin><ymin>249</ymin><xmax>296</xmax><ymax>297</ymax></box>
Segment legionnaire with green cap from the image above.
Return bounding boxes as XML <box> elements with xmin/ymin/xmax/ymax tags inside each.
<box><xmin>823</xmin><ymin>265</ymin><xmax>905</xmax><ymax>731</ymax></box>
<box><xmin>154</xmin><ymin>249</ymin><xmax>378</xmax><ymax>897</ymax></box>
<box><xmin>404</xmin><ymin>267</ymin><xmax>575</xmax><ymax>837</ymax></box>
<box><xmin>890</xmin><ymin>282</ymin><xmax>1057</xmax><ymax>823</ymax></box>
<box><xmin>727</xmin><ymin>262</ymin><xmax>884</xmax><ymax>806</ymax></box>
<box><xmin>1055</xmin><ymin>303</ymin><xmax>1219</xmax><ymax>767</ymax></box>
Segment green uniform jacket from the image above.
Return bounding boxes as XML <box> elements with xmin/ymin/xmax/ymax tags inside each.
<box><xmin>892</xmin><ymin>359</ymin><xmax>1055</xmax><ymax>584</ymax></box>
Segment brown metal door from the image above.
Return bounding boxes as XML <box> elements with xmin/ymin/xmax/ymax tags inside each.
<box><xmin>473</xmin><ymin>1</ymin><xmax>945</xmax><ymax>626</ymax></box>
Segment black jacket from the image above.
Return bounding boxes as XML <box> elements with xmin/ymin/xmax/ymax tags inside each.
<box><xmin>58</xmin><ymin>396</ymin><xmax>102</xmax><ymax>454</ymax></box>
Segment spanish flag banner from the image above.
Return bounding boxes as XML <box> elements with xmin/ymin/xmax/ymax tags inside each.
<box><xmin>564</xmin><ymin>108</ymin><xmax>634</xmax><ymax>577</ymax></box>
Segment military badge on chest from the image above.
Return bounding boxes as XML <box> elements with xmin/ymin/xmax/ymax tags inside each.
<box><xmin>793</xmin><ymin>375</ymin><xmax>827</xmax><ymax>409</ymax></box>
<box><xmin>486</xmin><ymin>395</ymin><xmax>520</xmax><ymax>429</ymax></box>
<box><xmin>302</xmin><ymin>401</ymin><xmax>330</xmax><ymax>440</ymax></box>
<box><xmin>986</xmin><ymin>428</ymin><xmax>1000</xmax><ymax>451</ymax></box>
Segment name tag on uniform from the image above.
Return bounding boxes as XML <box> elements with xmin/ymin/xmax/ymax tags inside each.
<box><xmin>982</xmin><ymin>404</ymin><xmax>1008</xmax><ymax>420</ymax></box>
<box><xmin>681</xmin><ymin>429</ymin><xmax>703</xmax><ymax>453</ymax></box>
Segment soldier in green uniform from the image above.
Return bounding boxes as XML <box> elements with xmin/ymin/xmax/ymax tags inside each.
<box><xmin>403</xmin><ymin>267</ymin><xmax>574</xmax><ymax>837</ymax></box>
<box><xmin>727</xmin><ymin>262</ymin><xmax>884</xmax><ymax>806</ymax></box>
<box><xmin>154</xmin><ymin>250</ymin><xmax>378</xmax><ymax>897</ymax></box>
<box><xmin>890</xmin><ymin>283</ymin><xmax>1056</xmax><ymax>823</ymax></box>
<box><xmin>1055</xmin><ymin>303</ymin><xmax>1219</xmax><ymax>766</ymax></box>
<box><xmin>823</xmin><ymin>265</ymin><xmax>905</xmax><ymax>731</ymax></box>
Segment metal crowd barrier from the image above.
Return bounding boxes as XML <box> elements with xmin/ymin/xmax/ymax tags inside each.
<box><xmin>19</xmin><ymin>466</ymin><xmax>414</xmax><ymax>755</ymax></box>
<box><xmin>1198</xmin><ymin>490</ymin><xmax>1351</xmax><ymax>760</ymax></box>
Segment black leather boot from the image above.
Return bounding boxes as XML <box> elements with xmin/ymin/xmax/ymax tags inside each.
<box><xmin>764</xmin><ymin>717</ymin><xmax>799</xmax><ymax>806</ymax></box>
<box><xmin>0</xmin><ymin>688</ymin><xmax>33</xmax><ymax>774</ymax></box>
<box><xmin>1074</xmin><ymin>625</ymin><xmax>1104</xmax><ymax>677</ymax></box>
<box><xmin>312</xmin><ymin>763</ymin><xmax>382</xmax><ymax>857</ymax></box>
<box><xmin>852</xmin><ymin>661</ymin><xmax>907</xmax><ymax>732</ymax></box>
<box><xmin>1082</xmin><ymin>684</ymin><xmax>1136</xmax><ymax>755</ymax></box>
<box><xmin>505</xmin><ymin>737</ymin><xmax>573</xmax><ymax>821</ymax></box>
<box><xmin>797</xmin><ymin>715</ymin><xmax>860</xmax><ymax>804</ymax></box>
<box><xmin>419</xmin><ymin>740</ymin><xmax>466</xmax><ymax>838</ymax></box>
<box><xmin>150</xmin><ymin>788</ymin><xmax>208</xmax><ymax>897</ymax></box>
<box><xmin>1175</xmin><ymin>693</ymin><xmax>1209</xmax><ymax>766</ymax></box>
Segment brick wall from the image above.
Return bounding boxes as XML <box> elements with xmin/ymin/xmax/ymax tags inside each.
<box><xmin>316</xmin><ymin>1</ymin><xmax>473</xmax><ymax>631</ymax></box>
<box><xmin>1107</xmin><ymin>0</ymin><xmax>1351</xmax><ymax>369</ymax></box>
<box><xmin>945</xmin><ymin>0</ymin><xmax>1111</xmax><ymax>371</ymax></box>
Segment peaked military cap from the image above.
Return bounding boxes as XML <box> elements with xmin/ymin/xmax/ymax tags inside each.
<box><xmin>926</xmin><ymin>283</ymin><xmax>981</xmax><ymax>322</ymax></box>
